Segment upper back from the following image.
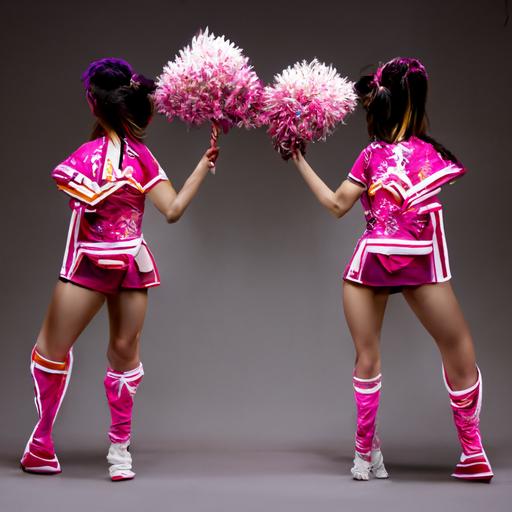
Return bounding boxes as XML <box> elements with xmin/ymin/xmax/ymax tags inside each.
<box><xmin>365</xmin><ymin>136</ymin><xmax>452</xmax><ymax>188</ymax></box>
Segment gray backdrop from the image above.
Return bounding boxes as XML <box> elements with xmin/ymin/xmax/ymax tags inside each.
<box><xmin>1</xmin><ymin>0</ymin><xmax>510</xmax><ymax>459</ymax></box>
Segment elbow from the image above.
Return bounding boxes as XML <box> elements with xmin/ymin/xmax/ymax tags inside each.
<box><xmin>329</xmin><ymin>201</ymin><xmax>346</xmax><ymax>219</ymax></box>
<box><xmin>332</xmin><ymin>208</ymin><xmax>344</xmax><ymax>219</ymax></box>
<box><xmin>166</xmin><ymin>214</ymin><xmax>181</xmax><ymax>224</ymax></box>
<box><xmin>166</xmin><ymin>207</ymin><xmax>182</xmax><ymax>224</ymax></box>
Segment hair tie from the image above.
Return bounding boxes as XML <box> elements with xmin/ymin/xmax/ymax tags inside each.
<box><xmin>373</xmin><ymin>67</ymin><xmax>383</xmax><ymax>87</ymax></box>
<box><xmin>129</xmin><ymin>74</ymin><xmax>140</xmax><ymax>89</ymax></box>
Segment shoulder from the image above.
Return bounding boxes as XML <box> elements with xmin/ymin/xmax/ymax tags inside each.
<box><xmin>413</xmin><ymin>136</ymin><xmax>464</xmax><ymax>173</ymax></box>
<box><xmin>363</xmin><ymin>142</ymin><xmax>378</xmax><ymax>164</ymax></box>
<box><xmin>125</xmin><ymin>138</ymin><xmax>159</xmax><ymax>168</ymax></box>
<box><xmin>60</xmin><ymin>137</ymin><xmax>105</xmax><ymax>167</ymax></box>
<box><xmin>407</xmin><ymin>136</ymin><xmax>441</xmax><ymax>160</ymax></box>
<box><xmin>73</xmin><ymin>137</ymin><xmax>104</xmax><ymax>157</ymax></box>
<box><xmin>354</xmin><ymin>142</ymin><xmax>379</xmax><ymax>166</ymax></box>
<box><xmin>125</xmin><ymin>138</ymin><xmax>168</xmax><ymax>190</ymax></box>
<box><xmin>356</xmin><ymin>141</ymin><xmax>387</xmax><ymax>172</ymax></box>
<box><xmin>348</xmin><ymin>143</ymin><xmax>377</xmax><ymax>188</ymax></box>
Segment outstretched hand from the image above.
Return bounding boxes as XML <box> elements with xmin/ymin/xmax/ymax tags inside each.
<box><xmin>199</xmin><ymin>146</ymin><xmax>219</xmax><ymax>174</ymax></box>
<box><xmin>291</xmin><ymin>149</ymin><xmax>305</xmax><ymax>166</ymax></box>
<box><xmin>205</xmin><ymin>146</ymin><xmax>219</xmax><ymax>167</ymax></box>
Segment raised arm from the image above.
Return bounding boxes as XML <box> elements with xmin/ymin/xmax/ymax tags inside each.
<box><xmin>148</xmin><ymin>147</ymin><xmax>218</xmax><ymax>223</ymax></box>
<box><xmin>291</xmin><ymin>151</ymin><xmax>364</xmax><ymax>218</ymax></box>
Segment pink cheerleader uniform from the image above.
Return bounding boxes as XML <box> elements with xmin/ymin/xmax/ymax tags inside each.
<box><xmin>51</xmin><ymin>135</ymin><xmax>168</xmax><ymax>294</ymax></box>
<box><xmin>20</xmin><ymin>136</ymin><xmax>168</xmax><ymax>478</ymax></box>
<box><xmin>344</xmin><ymin>136</ymin><xmax>466</xmax><ymax>289</ymax></box>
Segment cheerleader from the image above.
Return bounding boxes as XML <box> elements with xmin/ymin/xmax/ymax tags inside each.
<box><xmin>21</xmin><ymin>58</ymin><xmax>218</xmax><ymax>480</ymax></box>
<box><xmin>291</xmin><ymin>57</ymin><xmax>493</xmax><ymax>482</ymax></box>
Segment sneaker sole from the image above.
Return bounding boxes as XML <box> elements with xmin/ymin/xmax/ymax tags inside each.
<box><xmin>111</xmin><ymin>475</ymin><xmax>135</xmax><ymax>482</ymax></box>
<box><xmin>452</xmin><ymin>472</ymin><xmax>493</xmax><ymax>483</ymax></box>
<box><xmin>20</xmin><ymin>463</ymin><xmax>61</xmax><ymax>475</ymax></box>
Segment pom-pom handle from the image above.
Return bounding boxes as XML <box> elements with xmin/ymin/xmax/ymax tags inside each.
<box><xmin>210</xmin><ymin>121</ymin><xmax>220</xmax><ymax>150</ymax></box>
<box><xmin>208</xmin><ymin>122</ymin><xmax>220</xmax><ymax>175</ymax></box>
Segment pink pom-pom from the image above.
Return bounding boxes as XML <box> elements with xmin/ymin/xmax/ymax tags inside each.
<box><xmin>261</xmin><ymin>59</ymin><xmax>357</xmax><ymax>159</ymax></box>
<box><xmin>154</xmin><ymin>28</ymin><xmax>264</xmax><ymax>138</ymax></box>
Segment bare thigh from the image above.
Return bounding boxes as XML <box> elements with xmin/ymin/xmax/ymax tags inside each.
<box><xmin>402</xmin><ymin>281</ymin><xmax>477</xmax><ymax>389</ymax></box>
<box><xmin>106</xmin><ymin>289</ymin><xmax>148</xmax><ymax>372</ymax></box>
<box><xmin>343</xmin><ymin>281</ymin><xmax>389</xmax><ymax>379</ymax></box>
<box><xmin>37</xmin><ymin>280</ymin><xmax>105</xmax><ymax>361</ymax></box>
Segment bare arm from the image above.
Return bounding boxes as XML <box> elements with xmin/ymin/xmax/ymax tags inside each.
<box><xmin>291</xmin><ymin>151</ymin><xmax>364</xmax><ymax>218</ymax></box>
<box><xmin>147</xmin><ymin>147</ymin><xmax>218</xmax><ymax>223</ymax></box>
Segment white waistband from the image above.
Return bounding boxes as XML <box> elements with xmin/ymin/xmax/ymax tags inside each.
<box><xmin>72</xmin><ymin>237</ymin><xmax>145</xmax><ymax>267</ymax></box>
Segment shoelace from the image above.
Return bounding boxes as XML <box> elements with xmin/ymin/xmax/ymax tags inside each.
<box><xmin>116</xmin><ymin>376</ymin><xmax>137</xmax><ymax>398</ymax></box>
<box><xmin>107</xmin><ymin>365</ymin><xmax>144</xmax><ymax>398</ymax></box>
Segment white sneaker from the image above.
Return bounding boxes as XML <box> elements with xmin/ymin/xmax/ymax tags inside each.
<box><xmin>370</xmin><ymin>449</ymin><xmax>389</xmax><ymax>479</ymax></box>
<box><xmin>107</xmin><ymin>441</ymin><xmax>135</xmax><ymax>481</ymax></box>
<box><xmin>351</xmin><ymin>450</ymin><xmax>389</xmax><ymax>480</ymax></box>
<box><xmin>351</xmin><ymin>452</ymin><xmax>371</xmax><ymax>480</ymax></box>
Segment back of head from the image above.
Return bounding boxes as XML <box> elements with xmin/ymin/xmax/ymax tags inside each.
<box><xmin>82</xmin><ymin>58</ymin><xmax>156</xmax><ymax>141</ymax></box>
<box><xmin>355</xmin><ymin>57</ymin><xmax>428</xmax><ymax>144</ymax></box>
<box><xmin>355</xmin><ymin>57</ymin><xmax>459</xmax><ymax>163</ymax></box>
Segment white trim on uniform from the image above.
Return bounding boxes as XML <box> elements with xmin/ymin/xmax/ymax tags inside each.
<box><xmin>348</xmin><ymin>173</ymin><xmax>367</xmax><ymax>189</ymax></box>
<box><xmin>353</xmin><ymin>374</ymin><xmax>382</xmax><ymax>383</ymax></box>
<box><xmin>33</xmin><ymin>363</ymin><xmax>68</xmax><ymax>375</ymax></box>
<box><xmin>437</xmin><ymin>209</ymin><xmax>451</xmax><ymax>279</ymax></box>
<box><xmin>418</xmin><ymin>202</ymin><xmax>442</xmax><ymax>215</ymax></box>
<box><xmin>353</xmin><ymin>383</ymin><xmax>382</xmax><ymax>394</ymax></box>
<box><xmin>53</xmin><ymin>350</ymin><xmax>73</xmax><ymax>428</ymax></box>
<box><xmin>79</xmin><ymin>239</ymin><xmax>143</xmax><ymax>249</ymax></box>
<box><xmin>367</xmin><ymin>245</ymin><xmax>432</xmax><ymax>256</ymax></box>
<box><xmin>407</xmin><ymin>187</ymin><xmax>442</xmax><ymax>209</ymax></box>
<box><xmin>430</xmin><ymin>210</ymin><xmax>451</xmax><ymax>282</ymax></box>
<box><xmin>97</xmin><ymin>259</ymin><xmax>126</xmax><ymax>266</ymax></box>
<box><xmin>346</xmin><ymin>238</ymin><xmax>435</xmax><ymax>281</ymax></box>
<box><xmin>405</xmin><ymin>165</ymin><xmax>461</xmax><ymax>198</ymax></box>
<box><xmin>143</xmin><ymin>174</ymin><xmax>168</xmax><ymax>192</ymax></box>
<box><xmin>60</xmin><ymin>208</ymin><xmax>76</xmax><ymax>275</ymax></box>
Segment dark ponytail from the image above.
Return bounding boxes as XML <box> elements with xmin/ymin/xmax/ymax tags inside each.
<box><xmin>355</xmin><ymin>57</ymin><xmax>459</xmax><ymax>164</ymax></box>
<box><xmin>355</xmin><ymin>76</ymin><xmax>394</xmax><ymax>142</ymax></box>
<box><xmin>82</xmin><ymin>58</ymin><xmax>156</xmax><ymax>141</ymax></box>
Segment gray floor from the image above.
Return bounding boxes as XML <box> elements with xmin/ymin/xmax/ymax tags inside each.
<box><xmin>1</xmin><ymin>448</ymin><xmax>510</xmax><ymax>512</ymax></box>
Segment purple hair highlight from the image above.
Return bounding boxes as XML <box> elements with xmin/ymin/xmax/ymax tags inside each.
<box><xmin>81</xmin><ymin>58</ymin><xmax>133</xmax><ymax>90</ymax></box>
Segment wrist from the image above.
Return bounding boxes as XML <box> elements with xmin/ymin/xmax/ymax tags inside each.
<box><xmin>294</xmin><ymin>158</ymin><xmax>306</xmax><ymax>173</ymax></box>
<box><xmin>196</xmin><ymin>159</ymin><xmax>210</xmax><ymax>174</ymax></box>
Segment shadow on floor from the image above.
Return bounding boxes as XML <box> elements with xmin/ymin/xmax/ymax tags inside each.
<box><xmin>1</xmin><ymin>447</ymin><xmax>502</xmax><ymax>484</ymax></box>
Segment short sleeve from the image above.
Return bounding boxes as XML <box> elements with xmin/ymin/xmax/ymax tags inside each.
<box><xmin>431</xmin><ymin>148</ymin><xmax>467</xmax><ymax>187</ymax></box>
<box><xmin>401</xmin><ymin>145</ymin><xmax>467</xmax><ymax>210</ymax></box>
<box><xmin>135</xmin><ymin>144</ymin><xmax>170</xmax><ymax>193</ymax></box>
<box><xmin>51</xmin><ymin>145</ymin><xmax>89</xmax><ymax>188</ymax></box>
<box><xmin>50</xmin><ymin>142</ymin><xmax>103</xmax><ymax>204</ymax></box>
<box><xmin>347</xmin><ymin>146</ymin><xmax>372</xmax><ymax>189</ymax></box>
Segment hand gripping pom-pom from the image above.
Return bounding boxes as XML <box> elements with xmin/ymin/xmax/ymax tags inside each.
<box><xmin>154</xmin><ymin>28</ymin><xmax>264</xmax><ymax>157</ymax></box>
<box><xmin>261</xmin><ymin>59</ymin><xmax>357</xmax><ymax>160</ymax></box>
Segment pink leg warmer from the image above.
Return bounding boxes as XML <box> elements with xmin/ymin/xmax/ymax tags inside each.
<box><xmin>353</xmin><ymin>373</ymin><xmax>382</xmax><ymax>461</ymax></box>
<box><xmin>21</xmin><ymin>347</ymin><xmax>73</xmax><ymax>473</ymax></box>
<box><xmin>443</xmin><ymin>366</ymin><xmax>493</xmax><ymax>481</ymax></box>
<box><xmin>104</xmin><ymin>363</ymin><xmax>144</xmax><ymax>444</ymax></box>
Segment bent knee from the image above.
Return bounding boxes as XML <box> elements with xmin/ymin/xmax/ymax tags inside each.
<box><xmin>35</xmin><ymin>337</ymin><xmax>73</xmax><ymax>362</ymax></box>
<box><xmin>109</xmin><ymin>334</ymin><xmax>140</xmax><ymax>358</ymax></box>
<box><xmin>354</xmin><ymin>351</ymin><xmax>381</xmax><ymax>378</ymax></box>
